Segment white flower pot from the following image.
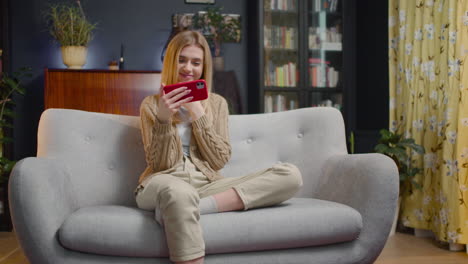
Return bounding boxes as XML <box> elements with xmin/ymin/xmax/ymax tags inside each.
<box><xmin>61</xmin><ymin>46</ymin><xmax>87</xmax><ymax>69</ymax></box>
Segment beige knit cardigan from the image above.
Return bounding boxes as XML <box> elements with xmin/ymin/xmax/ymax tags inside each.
<box><xmin>138</xmin><ymin>93</ymin><xmax>232</xmax><ymax>184</ymax></box>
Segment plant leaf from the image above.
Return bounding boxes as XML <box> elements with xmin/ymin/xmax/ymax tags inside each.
<box><xmin>3</xmin><ymin>160</ymin><xmax>16</xmax><ymax>173</ymax></box>
<box><xmin>374</xmin><ymin>143</ymin><xmax>390</xmax><ymax>153</ymax></box>
<box><xmin>0</xmin><ymin>137</ymin><xmax>14</xmax><ymax>143</ymax></box>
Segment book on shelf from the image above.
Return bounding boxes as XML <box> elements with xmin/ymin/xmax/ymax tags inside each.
<box><xmin>264</xmin><ymin>94</ymin><xmax>299</xmax><ymax>113</ymax></box>
<box><xmin>268</xmin><ymin>0</ymin><xmax>297</xmax><ymax>12</ymax></box>
<box><xmin>265</xmin><ymin>61</ymin><xmax>297</xmax><ymax>87</ymax></box>
<box><xmin>264</xmin><ymin>26</ymin><xmax>297</xmax><ymax>50</ymax></box>
<box><xmin>312</xmin><ymin>0</ymin><xmax>339</xmax><ymax>12</ymax></box>
<box><xmin>309</xmin><ymin>58</ymin><xmax>339</xmax><ymax>87</ymax></box>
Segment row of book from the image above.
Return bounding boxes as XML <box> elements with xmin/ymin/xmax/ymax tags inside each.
<box><xmin>264</xmin><ymin>94</ymin><xmax>299</xmax><ymax>113</ymax></box>
<box><xmin>311</xmin><ymin>0</ymin><xmax>339</xmax><ymax>12</ymax></box>
<box><xmin>309</xmin><ymin>58</ymin><xmax>339</xmax><ymax>87</ymax></box>
<box><xmin>264</xmin><ymin>61</ymin><xmax>298</xmax><ymax>87</ymax></box>
<box><xmin>264</xmin><ymin>26</ymin><xmax>298</xmax><ymax>50</ymax></box>
<box><xmin>309</xmin><ymin>27</ymin><xmax>342</xmax><ymax>50</ymax></box>
<box><xmin>266</xmin><ymin>0</ymin><xmax>297</xmax><ymax>11</ymax></box>
<box><xmin>309</xmin><ymin>66</ymin><xmax>339</xmax><ymax>87</ymax></box>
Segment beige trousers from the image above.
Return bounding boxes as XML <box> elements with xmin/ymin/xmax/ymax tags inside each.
<box><xmin>135</xmin><ymin>156</ymin><xmax>302</xmax><ymax>262</ymax></box>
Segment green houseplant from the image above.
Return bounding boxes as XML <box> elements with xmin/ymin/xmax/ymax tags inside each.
<box><xmin>192</xmin><ymin>6</ymin><xmax>241</xmax><ymax>70</ymax></box>
<box><xmin>374</xmin><ymin>128</ymin><xmax>425</xmax><ymax>235</ymax></box>
<box><xmin>375</xmin><ymin>128</ymin><xmax>425</xmax><ymax>193</ymax></box>
<box><xmin>0</xmin><ymin>67</ymin><xmax>32</xmax><ymax>184</ymax></box>
<box><xmin>45</xmin><ymin>0</ymin><xmax>97</xmax><ymax>69</ymax></box>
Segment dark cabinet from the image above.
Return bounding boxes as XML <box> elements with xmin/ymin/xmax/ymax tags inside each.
<box><xmin>44</xmin><ymin>69</ymin><xmax>161</xmax><ymax>116</ymax></box>
<box><xmin>247</xmin><ymin>0</ymin><xmax>356</xmax><ymax>136</ymax></box>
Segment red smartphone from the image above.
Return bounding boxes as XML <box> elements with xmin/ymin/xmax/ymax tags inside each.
<box><xmin>163</xmin><ymin>79</ymin><xmax>208</xmax><ymax>102</ymax></box>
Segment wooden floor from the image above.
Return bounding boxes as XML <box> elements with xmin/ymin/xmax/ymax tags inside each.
<box><xmin>0</xmin><ymin>231</ymin><xmax>27</xmax><ymax>264</ymax></box>
<box><xmin>0</xmin><ymin>231</ymin><xmax>467</xmax><ymax>263</ymax></box>
<box><xmin>375</xmin><ymin>232</ymin><xmax>467</xmax><ymax>264</ymax></box>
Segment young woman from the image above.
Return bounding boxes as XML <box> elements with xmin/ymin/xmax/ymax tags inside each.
<box><xmin>134</xmin><ymin>30</ymin><xmax>303</xmax><ymax>264</ymax></box>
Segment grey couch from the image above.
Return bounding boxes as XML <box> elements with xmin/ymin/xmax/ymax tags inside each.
<box><xmin>9</xmin><ymin>107</ymin><xmax>398</xmax><ymax>264</ymax></box>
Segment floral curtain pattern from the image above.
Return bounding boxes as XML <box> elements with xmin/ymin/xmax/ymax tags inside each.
<box><xmin>389</xmin><ymin>0</ymin><xmax>468</xmax><ymax>244</ymax></box>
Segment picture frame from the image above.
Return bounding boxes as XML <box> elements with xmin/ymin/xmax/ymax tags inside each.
<box><xmin>185</xmin><ymin>0</ymin><xmax>215</xmax><ymax>4</ymax></box>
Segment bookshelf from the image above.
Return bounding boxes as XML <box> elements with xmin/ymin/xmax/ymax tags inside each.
<box><xmin>247</xmin><ymin>0</ymin><xmax>356</xmax><ymax>133</ymax></box>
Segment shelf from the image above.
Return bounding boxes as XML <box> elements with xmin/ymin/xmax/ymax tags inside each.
<box><xmin>307</xmin><ymin>87</ymin><xmax>342</xmax><ymax>92</ymax></box>
<box><xmin>265</xmin><ymin>10</ymin><xmax>298</xmax><ymax>14</ymax></box>
<box><xmin>264</xmin><ymin>48</ymin><xmax>298</xmax><ymax>52</ymax></box>
<box><xmin>264</xmin><ymin>86</ymin><xmax>300</xmax><ymax>91</ymax></box>
<box><xmin>309</xmin><ymin>49</ymin><xmax>342</xmax><ymax>53</ymax></box>
<box><xmin>309</xmin><ymin>11</ymin><xmax>341</xmax><ymax>16</ymax></box>
<box><xmin>309</xmin><ymin>43</ymin><xmax>342</xmax><ymax>51</ymax></box>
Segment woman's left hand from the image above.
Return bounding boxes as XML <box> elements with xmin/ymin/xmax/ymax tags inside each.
<box><xmin>184</xmin><ymin>101</ymin><xmax>205</xmax><ymax>121</ymax></box>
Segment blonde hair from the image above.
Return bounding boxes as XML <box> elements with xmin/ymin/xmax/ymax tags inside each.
<box><xmin>160</xmin><ymin>31</ymin><xmax>213</xmax><ymax>122</ymax></box>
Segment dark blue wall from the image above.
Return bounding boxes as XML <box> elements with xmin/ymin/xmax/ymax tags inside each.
<box><xmin>10</xmin><ymin>0</ymin><xmax>248</xmax><ymax>160</ymax></box>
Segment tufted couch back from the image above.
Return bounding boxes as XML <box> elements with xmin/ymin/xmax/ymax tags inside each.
<box><xmin>37</xmin><ymin>107</ymin><xmax>347</xmax><ymax>208</ymax></box>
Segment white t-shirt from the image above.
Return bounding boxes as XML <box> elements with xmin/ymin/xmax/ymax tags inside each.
<box><xmin>176</xmin><ymin>106</ymin><xmax>192</xmax><ymax>157</ymax></box>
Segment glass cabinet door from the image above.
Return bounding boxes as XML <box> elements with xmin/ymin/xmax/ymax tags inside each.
<box><xmin>307</xmin><ymin>0</ymin><xmax>343</xmax><ymax>111</ymax></box>
<box><xmin>263</xmin><ymin>0</ymin><xmax>299</xmax><ymax>113</ymax></box>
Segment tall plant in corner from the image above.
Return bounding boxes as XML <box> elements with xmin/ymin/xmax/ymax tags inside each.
<box><xmin>0</xmin><ymin>66</ymin><xmax>31</xmax><ymax>184</ymax></box>
<box><xmin>374</xmin><ymin>128</ymin><xmax>425</xmax><ymax>194</ymax></box>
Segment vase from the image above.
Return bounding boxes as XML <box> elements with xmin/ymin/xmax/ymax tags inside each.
<box><xmin>213</xmin><ymin>56</ymin><xmax>224</xmax><ymax>72</ymax></box>
<box><xmin>61</xmin><ymin>46</ymin><xmax>87</xmax><ymax>69</ymax></box>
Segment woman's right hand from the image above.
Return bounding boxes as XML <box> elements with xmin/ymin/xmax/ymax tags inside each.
<box><xmin>156</xmin><ymin>83</ymin><xmax>193</xmax><ymax>123</ymax></box>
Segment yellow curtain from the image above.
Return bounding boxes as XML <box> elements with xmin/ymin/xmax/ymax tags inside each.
<box><xmin>389</xmin><ymin>0</ymin><xmax>468</xmax><ymax>244</ymax></box>
<box><xmin>457</xmin><ymin>0</ymin><xmax>468</xmax><ymax>242</ymax></box>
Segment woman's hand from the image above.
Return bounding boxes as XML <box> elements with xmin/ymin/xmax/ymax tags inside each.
<box><xmin>184</xmin><ymin>101</ymin><xmax>205</xmax><ymax>121</ymax></box>
<box><xmin>157</xmin><ymin>83</ymin><xmax>193</xmax><ymax>123</ymax></box>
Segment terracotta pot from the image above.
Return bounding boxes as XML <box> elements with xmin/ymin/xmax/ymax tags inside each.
<box><xmin>61</xmin><ymin>46</ymin><xmax>87</xmax><ymax>69</ymax></box>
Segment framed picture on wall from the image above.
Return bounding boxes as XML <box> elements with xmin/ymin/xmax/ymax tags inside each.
<box><xmin>185</xmin><ymin>0</ymin><xmax>215</xmax><ymax>4</ymax></box>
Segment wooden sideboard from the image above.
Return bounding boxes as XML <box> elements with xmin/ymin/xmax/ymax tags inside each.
<box><xmin>44</xmin><ymin>69</ymin><xmax>161</xmax><ymax>116</ymax></box>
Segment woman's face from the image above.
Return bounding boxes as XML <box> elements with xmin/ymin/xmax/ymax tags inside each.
<box><xmin>177</xmin><ymin>45</ymin><xmax>204</xmax><ymax>83</ymax></box>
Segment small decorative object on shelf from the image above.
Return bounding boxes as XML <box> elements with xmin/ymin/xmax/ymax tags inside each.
<box><xmin>108</xmin><ymin>60</ymin><xmax>119</xmax><ymax>70</ymax></box>
<box><xmin>119</xmin><ymin>44</ymin><xmax>125</xmax><ymax>70</ymax></box>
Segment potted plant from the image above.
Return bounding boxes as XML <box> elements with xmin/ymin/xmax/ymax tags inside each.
<box><xmin>374</xmin><ymin>128</ymin><xmax>425</xmax><ymax>235</ymax></box>
<box><xmin>192</xmin><ymin>6</ymin><xmax>241</xmax><ymax>71</ymax></box>
<box><xmin>45</xmin><ymin>0</ymin><xmax>97</xmax><ymax>69</ymax></box>
<box><xmin>0</xmin><ymin>67</ymin><xmax>32</xmax><ymax>184</ymax></box>
<box><xmin>0</xmin><ymin>64</ymin><xmax>31</xmax><ymax>231</ymax></box>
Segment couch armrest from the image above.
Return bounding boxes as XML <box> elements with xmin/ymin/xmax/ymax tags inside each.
<box><xmin>9</xmin><ymin>157</ymin><xmax>79</xmax><ymax>262</ymax></box>
<box><xmin>316</xmin><ymin>153</ymin><xmax>399</xmax><ymax>263</ymax></box>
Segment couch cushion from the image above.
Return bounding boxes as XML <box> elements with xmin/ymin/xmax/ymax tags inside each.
<box><xmin>58</xmin><ymin>198</ymin><xmax>362</xmax><ymax>257</ymax></box>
